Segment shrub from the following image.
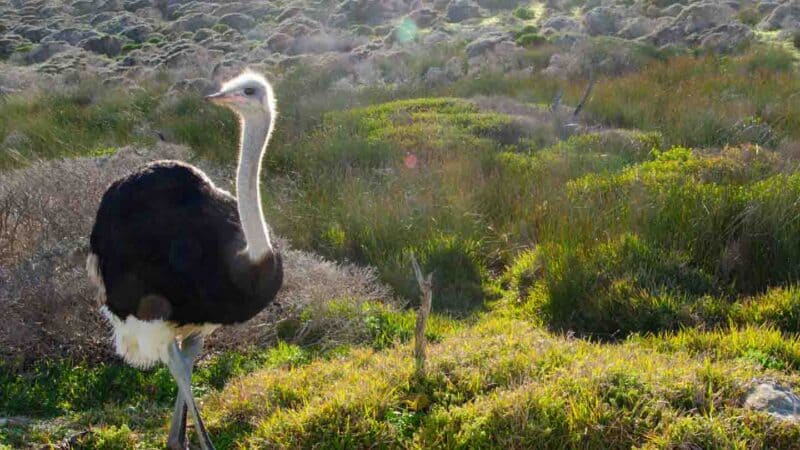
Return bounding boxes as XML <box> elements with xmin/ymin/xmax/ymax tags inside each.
<box><xmin>515</xmin><ymin>33</ymin><xmax>546</xmax><ymax>48</ymax></box>
<box><xmin>120</xmin><ymin>42</ymin><xmax>142</xmax><ymax>53</ymax></box>
<box><xmin>76</xmin><ymin>426</ymin><xmax>136</xmax><ymax>450</ymax></box>
<box><xmin>212</xmin><ymin>23</ymin><xmax>229</xmax><ymax>33</ymax></box>
<box><xmin>564</xmin><ymin>145</ymin><xmax>800</xmax><ymax>297</ymax></box>
<box><xmin>530</xmin><ymin>234</ymin><xmax>717</xmax><ymax>336</ymax></box>
<box><xmin>267</xmin><ymin>98</ymin><xmax>523</xmax><ymax>312</ymax></box>
<box><xmin>410</xmin><ymin>235</ymin><xmax>488</xmax><ymax>312</ymax></box>
<box><xmin>512</xmin><ymin>6</ymin><xmax>536</xmax><ymax>20</ymax></box>
<box><xmin>741</xmin><ymin>46</ymin><xmax>795</xmax><ymax>73</ymax></box>
<box><xmin>733</xmin><ymin>286</ymin><xmax>800</xmax><ymax>332</ymax></box>
<box><xmin>737</xmin><ymin>7</ymin><xmax>761</xmax><ymax>26</ymax></box>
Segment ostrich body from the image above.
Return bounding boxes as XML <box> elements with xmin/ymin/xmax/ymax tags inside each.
<box><xmin>87</xmin><ymin>72</ymin><xmax>282</xmax><ymax>450</ymax></box>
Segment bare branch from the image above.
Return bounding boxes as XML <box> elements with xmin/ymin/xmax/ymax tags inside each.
<box><xmin>410</xmin><ymin>252</ymin><xmax>433</xmax><ymax>378</ymax></box>
<box><xmin>551</xmin><ymin>89</ymin><xmax>563</xmax><ymax>113</ymax></box>
<box><xmin>573</xmin><ymin>73</ymin><xmax>596</xmax><ymax>118</ymax></box>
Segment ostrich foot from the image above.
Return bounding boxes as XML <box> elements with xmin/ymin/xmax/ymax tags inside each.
<box><xmin>167</xmin><ymin>335</ymin><xmax>206</xmax><ymax>450</ymax></box>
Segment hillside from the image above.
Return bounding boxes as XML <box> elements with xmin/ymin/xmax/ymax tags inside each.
<box><xmin>4</xmin><ymin>0</ymin><xmax>800</xmax><ymax>449</ymax></box>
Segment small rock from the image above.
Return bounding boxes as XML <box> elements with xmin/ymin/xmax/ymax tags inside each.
<box><xmin>0</xmin><ymin>39</ymin><xmax>17</xmax><ymax>59</ymax></box>
<box><xmin>13</xmin><ymin>25</ymin><xmax>51</xmax><ymax>43</ymax></box>
<box><xmin>699</xmin><ymin>22</ymin><xmax>753</xmax><ymax>53</ymax></box>
<box><xmin>120</xmin><ymin>25</ymin><xmax>151</xmax><ymax>43</ymax></box>
<box><xmin>618</xmin><ymin>17</ymin><xmax>653</xmax><ymax>39</ymax></box>
<box><xmin>409</xmin><ymin>8</ymin><xmax>438</xmax><ymax>28</ymax></box>
<box><xmin>72</xmin><ymin>0</ymin><xmax>122</xmax><ymax>15</ymax></box>
<box><xmin>661</xmin><ymin>3</ymin><xmax>684</xmax><ymax>17</ymax></box>
<box><xmin>193</xmin><ymin>28</ymin><xmax>215</xmax><ymax>42</ymax></box>
<box><xmin>15</xmin><ymin>42</ymin><xmax>68</xmax><ymax>64</ymax></box>
<box><xmin>80</xmin><ymin>35</ymin><xmax>123</xmax><ymax>57</ymax></box>
<box><xmin>758</xmin><ymin>1</ymin><xmax>780</xmax><ymax>16</ymax></box>
<box><xmin>277</xmin><ymin>7</ymin><xmax>303</xmax><ymax>23</ymax></box>
<box><xmin>674</xmin><ymin>2</ymin><xmax>735</xmax><ymax>35</ymax></box>
<box><xmin>744</xmin><ymin>383</ymin><xmax>800</xmax><ymax>421</ymax></box>
<box><xmin>44</xmin><ymin>28</ymin><xmax>99</xmax><ymax>45</ymax></box>
<box><xmin>2</xmin><ymin>130</ymin><xmax>32</xmax><ymax>148</ymax></box>
<box><xmin>266</xmin><ymin>33</ymin><xmax>294</xmax><ymax>53</ymax></box>
<box><xmin>171</xmin><ymin>13</ymin><xmax>218</xmax><ymax>33</ymax></box>
<box><xmin>169</xmin><ymin>78</ymin><xmax>216</xmax><ymax>95</ymax></box>
<box><xmin>219</xmin><ymin>13</ymin><xmax>256</xmax><ymax>32</ymax></box>
<box><xmin>584</xmin><ymin>6</ymin><xmax>623</xmax><ymax>36</ymax></box>
<box><xmin>476</xmin><ymin>0</ymin><xmax>518</xmax><ymax>10</ymax></box>
<box><xmin>466</xmin><ymin>32</ymin><xmax>510</xmax><ymax>58</ymax></box>
<box><xmin>424</xmin><ymin>30</ymin><xmax>451</xmax><ymax>45</ymax></box>
<box><xmin>447</xmin><ymin>0</ymin><xmax>481</xmax><ymax>22</ymax></box>
<box><xmin>423</xmin><ymin>66</ymin><xmax>447</xmax><ymax>84</ymax></box>
<box><xmin>123</xmin><ymin>0</ymin><xmax>150</xmax><ymax>12</ymax></box>
<box><xmin>541</xmin><ymin>15</ymin><xmax>581</xmax><ymax>34</ymax></box>
<box><xmin>759</xmin><ymin>0</ymin><xmax>800</xmax><ymax>31</ymax></box>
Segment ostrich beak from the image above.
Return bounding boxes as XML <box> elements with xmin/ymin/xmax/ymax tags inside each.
<box><xmin>204</xmin><ymin>91</ymin><xmax>226</xmax><ymax>103</ymax></box>
<box><xmin>204</xmin><ymin>91</ymin><xmax>243</xmax><ymax>105</ymax></box>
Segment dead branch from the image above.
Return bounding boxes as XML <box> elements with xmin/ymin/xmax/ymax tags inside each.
<box><xmin>411</xmin><ymin>253</ymin><xmax>433</xmax><ymax>378</ymax></box>
<box><xmin>551</xmin><ymin>89</ymin><xmax>564</xmax><ymax>139</ymax></box>
<box><xmin>573</xmin><ymin>73</ymin><xmax>596</xmax><ymax>119</ymax></box>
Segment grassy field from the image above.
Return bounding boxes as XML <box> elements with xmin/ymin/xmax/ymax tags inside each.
<box><xmin>3</xmin><ymin>45</ymin><xmax>800</xmax><ymax>448</ymax></box>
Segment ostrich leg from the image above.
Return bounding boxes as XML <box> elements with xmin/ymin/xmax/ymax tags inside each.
<box><xmin>167</xmin><ymin>335</ymin><xmax>204</xmax><ymax>450</ymax></box>
<box><xmin>167</xmin><ymin>340</ymin><xmax>216</xmax><ymax>450</ymax></box>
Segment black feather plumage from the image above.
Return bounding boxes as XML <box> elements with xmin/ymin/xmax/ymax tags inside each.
<box><xmin>90</xmin><ymin>160</ymin><xmax>282</xmax><ymax>325</ymax></box>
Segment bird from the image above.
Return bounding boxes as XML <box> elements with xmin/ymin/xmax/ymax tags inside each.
<box><xmin>87</xmin><ymin>71</ymin><xmax>283</xmax><ymax>450</ymax></box>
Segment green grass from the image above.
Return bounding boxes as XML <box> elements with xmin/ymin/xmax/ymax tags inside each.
<box><xmin>9</xmin><ymin>315</ymin><xmax>800</xmax><ymax>448</ymax></box>
<box><xmin>5</xmin><ymin>44</ymin><xmax>800</xmax><ymax>448</ymax></box>
<box><xmin>0</xmin><ymin>81</ymin><xmax>237</xmax><ymax>170</ymax></box>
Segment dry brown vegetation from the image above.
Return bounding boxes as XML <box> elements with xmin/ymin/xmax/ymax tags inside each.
<box><xmin>0</xmin><ymin>144</ymin><xmax>391</xmax><ymax>366</ymax></box>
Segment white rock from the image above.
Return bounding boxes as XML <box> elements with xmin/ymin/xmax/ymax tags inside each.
<box><xmin>744</xmin><ymin>383</ymin><xmax>800</xmax><ymax>421</ymax></box>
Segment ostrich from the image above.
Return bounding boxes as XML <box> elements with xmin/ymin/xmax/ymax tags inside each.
<box><xmin>87</xmin><ymin>71</ymin><xmax>283</xmax><ymax>450</ymax></box>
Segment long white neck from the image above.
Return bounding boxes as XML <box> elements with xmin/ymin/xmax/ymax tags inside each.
<box><xmin>236</xmin><ymin>112</ymin><xmax>274</xmax><ymax>261</ymax></box>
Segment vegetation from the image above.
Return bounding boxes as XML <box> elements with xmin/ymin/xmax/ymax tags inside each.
<box><xmin>4</xmin><ymin>46</ymin><xmax>800</xmax><ymax>447</ymax></box>
<box><xmin>5</xmin><ymin>316</ymin><xmax>800</xmax><ymax>448</ymax></box>
<box><xmin>512</xmin><ymin>6</ymin><xmax>536</xmax><ymax>20</ymax></box>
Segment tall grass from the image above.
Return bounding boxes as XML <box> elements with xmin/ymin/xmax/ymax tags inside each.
<box><xmin>3</xmin><ymin>47</ymin><xmax>800</xmax><ymax>328</ymax></box>
<box><xmin>0</xmin><ymin>81</ymin><xmax>237</xmax><ymax>170</ymax></box>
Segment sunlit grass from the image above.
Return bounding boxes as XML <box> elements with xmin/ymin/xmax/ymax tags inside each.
<box><xmin>5</xmin><ymin>44</ymin><xmax>800</xmax><ymax>448</ymax></box>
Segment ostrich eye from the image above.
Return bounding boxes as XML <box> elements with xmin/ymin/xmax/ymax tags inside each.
<box><xmin>244</xmin><ymin>87</ymin><xmax>256</xmax><ymax>96</ymax></box>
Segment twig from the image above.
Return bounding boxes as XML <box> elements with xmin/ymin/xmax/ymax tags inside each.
<box><xmin>573</xmin><ymin>72</ymin><xmax>596</xmax><ymax>119</ymax></box>
<box><xmin>410</xmin><ymin>253</ymin><xmax>433</xmax><ymax>378</ymax></box>
<box><xmin>551</xmin><ymin>89</ymin><xmax>565</xmax><ymax>139</ymax></box>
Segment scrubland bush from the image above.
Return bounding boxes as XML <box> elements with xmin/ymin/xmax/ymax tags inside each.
<box><xmin>516</xmin><ymin>32</ymin><xmax>546</xmax><ymax>48</ymax></box>
<box><xmin>587</xmin><ymin>48</ymin><xmax>800</xmax><ymax>147</ymax></box>
<box><xmin>491</xmin><ymin>142</ymin><xmax>800</xmax><ymax>335</ymax></box>
<box><xmin>737</xmin><ymin>6</ymin><xmax>762</xmax><ymax>26</ymax></box>
<box><xmin>740</xmin><ymin>46</ymin><xmax>796</xmax><ymax>73</ymax></box>
<box><xmin>266</xmin><ymin>98</ymin><xmax>523</xmax><ymax>312</ymax></box>
<box><xmin>528</xmin><ymin>234</ymin><xmax>717</xmax><ymax>335</ymax></box>
<box><xmin>512</xmin><ymin>6</ymin><xmax>536</xmax><ymax>20</ymax></box>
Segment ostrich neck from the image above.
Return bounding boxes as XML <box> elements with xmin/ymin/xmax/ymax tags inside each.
<box><xmin>236</xmin><ymin>114</ymin><xmax>273</xmax><ymax>261</ymax></box>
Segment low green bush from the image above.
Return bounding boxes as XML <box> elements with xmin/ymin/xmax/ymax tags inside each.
<box><xmin>529</xmin><ymin>234</ymin><xmax>717</xmax><ymax>336</ymax></box>
<box><xmin>512</xmin><ymin>6</ymin><xmax>536</xmax><ymax>20</ymax></box>
<box><xmin>516</xmin><ymin>33</ymin><xmax>546</xmax><ymax>48</ymax></box>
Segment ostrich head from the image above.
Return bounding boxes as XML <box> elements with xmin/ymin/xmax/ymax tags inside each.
<box><xmin>204</xmin><ymin>70</ymin><xmax>275</xmax><ymax>120</ymax></box>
